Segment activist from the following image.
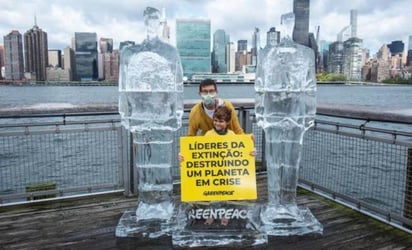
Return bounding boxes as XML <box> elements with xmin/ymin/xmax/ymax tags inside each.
<box><xmin>180</xmin><ymin>106</ymin><xmax>256</xmax><ymax>226</ymax></box>
<box><xmin>187</xmin><ymin>78</ymin><xmax>244</xmax><ymax>136</ymax></box>
<box><xmin>180</xmin><ymin>106</ymin><xmax>256</xmax><ymax>161</ymax></box>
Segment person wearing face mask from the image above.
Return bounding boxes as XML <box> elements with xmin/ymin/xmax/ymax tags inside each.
<box><xmin>187</xmin><ymin>78</ymin><xmax>244</xmax><ymax>136</ymax></box>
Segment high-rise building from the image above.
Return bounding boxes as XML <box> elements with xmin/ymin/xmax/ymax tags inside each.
<box><xmin>370</xmin><ymin>44</ymin><xmax>391</xmax><ymax>82</ymax></box>
<box><xmin>407</xmin><ymin>35</ymin><xmax>412</xmax><ymax>66</ymax></box>
<box><xmin>160</xmin><ymin>7</ymin><xmax>170</xmax><ymax>43</ymax></box>
<box><xmin>328</xmin><ymin>41</ymin><xmax>344</xmax><ymax>74</ymax></box>
<box><xmin>24</xmin><ymin>23</ymin><xmax>48</xmax><ymax>81</ymax></box>
<box><xmin>237</xmin><ymin>40</ymin><xmax>247</xmax><ymax>52</ymax></box>
<box><xmin>73</xmin><ymin>32</ymin><xmax>98</xmax><ymax>81</ymax></box>
<box><xmin>99</xmin><ymin>38</ymin><xmax>113</xmax><ymax>53</ymax></box>
<box><xmin>387</xmin><ymin>40</ymin><xmax>404</xmax><ymax>56</ymax></box>
<box><xmin>98</xmin><ymin>37</ymin><xmax>114</xmax><ymax>80</ymax></box>
<box><xmin>3</xmin><ymin>30</ymin><xmax>24</xmax><ymax>80</ymax></box>
<box><xmin>48</xmin><ymin>49</ymin><xmax>62</xmax><ymax>68</ymax></box>
<box><xmin>235</xmin><ymin>40</ymin><xmax>248</xmax><ymax>72</ymax></box>
<box><xmin>343</xmin><ymin>37</ymin><xmax>363</xmax><ymax>80</ymax></box>
<box><xmin>350</xmin><ymin>9</ymin><xmax>358</xmax><ymax>38</ymax></box>
<box><xmin>212</xmin><ymin>29</ymin><xmax>229</xmax><ymax>73</ymax></box>
<box><xmin>176</xmin><ymin>18</ymin><xmax>211</xmax><ymax>79</ymax></box>
<box><xmin>409</xmin><ymin>35</ymin><xmax>412</xmax><ymax>51</ymax></box>
<box><xmin>0</xmin><ymin>45</ymin><xmax>4</xmax><ymax>79</ymax></box>
<box><xmin>293</xmin><ymin>0</ymin><xmax>310</xmax><ymax>46</ymax></box>
<box><xmin>251</xmin><ymin>27</ymin><xmax>260</xmax><ymax>66</ymax></box>
<box><xmin>226</xmin><ymin>42</ymin><xmax>236</xmax><ymax>73</ymax></box>
<box><xmin>266</xmin><ymin>27</ymin><xmax>280</xmax><ymax>47</ymax></box>
<box><xmin>63</xmin><ymin>46</ymin><xmax>75</xmax><ymax>81</ymax></box>
<box><xmin>385</xmin><ymin>40</ymin><xmax>405</xmax><ymax>78</ymax></box>
<box><xmin>319</xmin><ymin>40</ymin><xmax>331</xmax><ymax>72</ymax></box>
<box><xmin>104</xmin><ymin>49</ymin><xmax>119</xmax><ymax>81</ymax></box>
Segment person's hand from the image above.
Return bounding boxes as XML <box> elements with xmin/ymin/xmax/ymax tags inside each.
<box><xmin>178</xmin><ymin>154</ymin><xmax>184</xmax><ymax>162</ymax></box>
<box><xmin>249</xmin><ymin>148</ymin><xmax>257</xmax><ymax>157</ymax></box>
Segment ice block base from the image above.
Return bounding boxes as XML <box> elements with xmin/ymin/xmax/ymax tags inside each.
<box><xmin>260</xmin><ymin>206</ymin><xmax>323</xmax><ymax>236</ymax></box>
<box><xmin>115</xmin><ymin>210</ymin><xmax>175</xmax><ymax>238</ymax></box>
<box><xmin>172</xmin><ymin>202</ymin><xmax>267</xmax><ymax>248</ymax></box>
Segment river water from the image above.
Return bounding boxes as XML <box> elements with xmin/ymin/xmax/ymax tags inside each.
<box><xmin>0</xmin><ymin>84</ymin><xmax>411</xmax><ymax>111</ymax></box>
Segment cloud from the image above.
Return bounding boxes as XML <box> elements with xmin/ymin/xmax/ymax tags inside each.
<box><xmin>0</xmin><ymin>0</ymin><xmax>410</xmax><ymax>55</ymax></box>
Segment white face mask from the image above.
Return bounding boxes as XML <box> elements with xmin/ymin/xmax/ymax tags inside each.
<box><xmin>201</xmin><ymin>93</ymin><xmax>216</xmax><ymax>106</ymax></box>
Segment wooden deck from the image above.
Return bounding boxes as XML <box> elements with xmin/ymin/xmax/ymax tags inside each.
<box><xmin>1</xmin><ymin>174</ymin><xmax>412</xmax><ymax>250</ymax></box>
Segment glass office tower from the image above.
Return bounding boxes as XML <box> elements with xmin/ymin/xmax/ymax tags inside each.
<box><xmin>293</xmin><ymin>0</ymin><xmax>310</xmax><ymax>46</ymax></box>
<box><xmin>343</xmin><ymin>37</ymin><xmax>363</xmax><ymax>80</ymax></box>
<box><xmin>74</xmin><ymin>32</ymin><xmax>98</xmax><ymax>81</ymax></box>
<box><xmin>176</xmin><ymin>18</ymin><xmax>211</xmax><ymax>79</ymax></box>
<box><xmin>407</xmin><ymin>35</ymin><xmax>412</xmax><ymax>66</ymax></box>
<box><xmin>3</xmin><ymin>30</ymin><xmax>24</xmax><ymax>80</ymax></box>
<box><xmin>212</xmin><ymin>29</ymin><xmax>229</xmax><ymax>73</ymax></box>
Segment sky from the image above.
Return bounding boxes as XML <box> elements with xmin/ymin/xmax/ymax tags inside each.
<box><xmin>1</xmin><ymin>0</ymin><xmax>411</xmax><ymax>55</ymax></box>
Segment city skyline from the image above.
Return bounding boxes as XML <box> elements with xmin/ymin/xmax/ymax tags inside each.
<box><xmin>0</xmin><ymin>0</ymin><xmax>410</xmax><ymax>55</ymax></box>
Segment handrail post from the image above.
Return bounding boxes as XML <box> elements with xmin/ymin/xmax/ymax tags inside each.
<box><xmin>120</xmin><ymin>126</ymin><xmax>136</xmax><ymax>196</ymax></box>
<box><xmin>404</xmin><ymin>148</ymin><xmax>412</xmax><ymax>224</ymax></box>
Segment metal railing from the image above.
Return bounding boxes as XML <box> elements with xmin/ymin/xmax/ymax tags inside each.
<box><xmin>0</xmin><ymin>112</ymin><xmax>124</xmax><ymax>204</ymax></box>
<box><xmin>1</xmin><ymin>101</ymin><xmax>411</xmax><ymax>233</ymax></box>
<box><xmin>299</xmin><ymin>117</ymin><xmax>412</xmax><ymax>232</ymax></box>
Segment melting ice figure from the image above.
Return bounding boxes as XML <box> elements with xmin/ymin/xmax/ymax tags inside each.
<box><xmin>255</xmin><ymin>12</ymin><xmax>322</xmax><ymax>235</ymax></box>
<box><xmin>116</xmin><ymin>7</ymin><xmax>183</xmax><ymax>238</ymax></box>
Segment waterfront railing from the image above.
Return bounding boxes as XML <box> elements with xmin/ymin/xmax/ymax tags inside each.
<box><xmin>0</xmin><ymin>100</ymin><xmax>411</xmax><ymax>233</ymax></box>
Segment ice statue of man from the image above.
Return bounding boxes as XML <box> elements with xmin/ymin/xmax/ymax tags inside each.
<box><xmin>119</xmin><ymin>7</ymin><xmax>183</xmax><ymax>132</ymax></box>
<box><xmin>116</xmin><ymin>7</ymin><xmax>183</xmax><ymax>237</ymax></box>
<box><xmin>255</xmin><ymin>12</ymin><xmax>321</xmax><ymax>235</ymax></box>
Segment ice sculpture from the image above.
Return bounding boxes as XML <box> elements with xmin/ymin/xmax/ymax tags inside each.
<box><xmin>115</xmin><ymin>7</ymin><xmax>183</xmax><ymax>238</ymax></box>
<box><xmin>255</xmin><ymin>12</ymin><xmax>323</xmax><ymax>235</ymax></box>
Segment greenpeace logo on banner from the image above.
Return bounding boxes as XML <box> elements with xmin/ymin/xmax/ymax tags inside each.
<box><xmin>187</xmin><ymin>208</ymin><xmax>250</xmax><ymax>220</ymax></box>
<box><xmin>203</xmin><ymin>190</ymin><xmax>235</xmax><ymax>196</ymax></box>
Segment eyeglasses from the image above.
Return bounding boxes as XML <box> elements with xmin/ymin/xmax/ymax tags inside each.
<box><xmin>200</xmin><ymin>90</ymin><xmax>217</xmax><ymax>96</ymax></box>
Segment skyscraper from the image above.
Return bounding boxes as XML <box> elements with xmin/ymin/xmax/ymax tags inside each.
<box><xmin>104</xmin><ymin>50</ymin><xmax>119</xmax><ymax>81</ymax></box>
<box><xmin>236</xmin><ymin>40</ymin><xmax>248</xmax><ymax>72</ymax></box>
<box><xmin>343</xmin><ymin>37</ymin><xmax>363</xmax><ymax>80</ymax></box>
<box><xmin>176</xmin><ymin>18</ymin><xmax>211</xmax><ymax>79</ymax></box>
<box><xmin>98</xmin><ymin>37</ymin><xmax>114</xmax><ymax>80</ymax></box>
<box><xmin>266</xmin><ymin>27</ymin><xmax>280</xmax><ymax>47</ymax></box>
<box><xmin>63</xmin><ymin>46</ymin><xmax>76</xmax><ymax>81</ymax></box>
<box><xmin>387</xmin><ymin>40</ymin><xmax>404</xmax><ymax>56</ymax></box>
<box><xmin>3</xmin><ymin>30</ymin><xmax>24</xmax><ymax>80</ymax></box>
<box><xmin>73</xmin><ymin>32</ymin><xmax>98</xmax><ymax>81</ymax></box>
<box><xmin>407</xmin><ymin>35</ymin><xmax>412</xmax><ymax>66</ymax></box>
<box><xmin>237</xmin><ymin>40</ymin><xmax>247</xmax><ymax>52</ymax></box>
<box><xmin>328</xmin><ymin>41</ymin><xmax>344</xmax><ymax>74</ymax></box>
<box><xmin>48</xmin><ymin>50</ymin><xmax>62</xmax><ymax>68</ymax></box>
<box><xmin>212</xmin><ymin>29</ymin><xmax>229</xmax><ymax>73</ymax></box>
<box><xmin>24</xmin><ymin>23</ymin><xmax>48</xmax><ymax>81</ymax></box>
<box><xmin>350</xmin><ymin>9</ymin><xmax>358</xmax><ymax>38</ymax></box>
<box><xmin>0</xmin><ymin>45</ymin><xmax>4</xmax><ymax>79</ymax></box>
<box><xmin>99</xmin><ymin>38</ymin><xmax>113</xmax><ymax>53</ymax></box>
<box><xmin>251</xmin><ymin>27</ymin><xmax>260</xmax><ymax>66</ymax></box>
<box><xmin>160</xmin><ymin>7</ymin><xmax>170</xmax><ymax>43</ymax></box>
<box><xmin>226</xmin><ymin>42</ymin><xmax>236</xmax><ymax>73</ymax></box>
<box><xmin>293</xmin><ymin>0</ymin><xmax>310</xmax><ymax>46</ymax></box>
<box><xmin>319</xmin><ymin>40</ymin><xmax>331</xmax><ymax>72</ymax></box>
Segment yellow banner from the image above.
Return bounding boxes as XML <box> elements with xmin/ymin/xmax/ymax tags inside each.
<box><xmin>180</xmin><ymin>134</ymin><xmax>257</xmax><ymax>202</ymax></box>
